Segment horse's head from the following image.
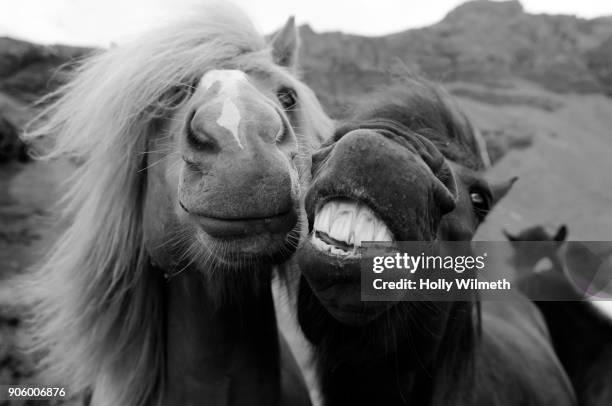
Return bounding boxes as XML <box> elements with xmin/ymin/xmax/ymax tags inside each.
<box><xmin>297</xmin><ymin>76</ymin><xmax>516</xmax><ymax>329</ymax></box>
<box><xmin>505</xmin><ymin>224</ymin><xmax>567</xmax><ymax>276</ymax></box>
<box><xmin>143</xmin><ymin>18</ymin><xmax>332</xmax><ymax>271</ymax></box>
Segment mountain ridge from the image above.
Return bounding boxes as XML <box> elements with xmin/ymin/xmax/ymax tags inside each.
<box><xmin>298</xmin><ymin>0</ymin><xmax>612</xmax><ymax>115</ymax></box>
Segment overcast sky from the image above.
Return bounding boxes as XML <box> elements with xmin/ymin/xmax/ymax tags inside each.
<box><xmin>1</xmin><ymin>0</ymin><xmax>612</xmax><ymax>47</ymax></box>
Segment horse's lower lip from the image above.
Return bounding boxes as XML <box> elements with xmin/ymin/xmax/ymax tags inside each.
<box><xmin>192</xmin><ymin>210</ymin><xmax>298</xmax><ymax>238</ymax></box>
<box><xmin>298</xmin><ymin>238</ymin><xmax>361</xmax><ymax>289</ymax></box>
<box><xmin>321</xmin><ymin>294</ymin><xmax>389</xmax><ymax>325</ymax></box>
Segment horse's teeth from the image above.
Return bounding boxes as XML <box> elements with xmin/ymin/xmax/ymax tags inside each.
<box><xmin>313</xmin><ymin>199</ymin><xmax>393</xmax><ymax>248</ymax></box>
<box><xmin>329</xmin><ymin>212</ymin><xmax>350</xmax><ymax>241</ymax></box>
<box><xmin>375</xmin><ymin>225</ymin><xmax>393</xmax><ymax>242</ymax></box>
<box><xmin>315</xmin><ymin>202</ymin><xmax>331</xmax><ymax>234</ymax></box>
<box><xmin>354</xmin><ymin>213</ymin><xmax>374</xmax><ymax>245</ymax></box>
<box><xmin>348</xmin><ymin>230</ymin><xmax>355</xmax><ymax>245</ymax></box>
<box><xmin>323</xmin><ymin>205</ymin><xmax>332</xmax><ymax>233</ymax></box>
<box><xmin>314</xmin><ymin>209</ymin><xmax>324</xmax><ymax>233</ymax></box>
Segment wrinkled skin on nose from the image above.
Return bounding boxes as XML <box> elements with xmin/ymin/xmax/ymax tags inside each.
<box><xmin>178</xmin><ymin>70</ymin><xmax>298</xmax><ymax>239</ymax></box>
<box><xmin>306</xmin><ymin>127</ymin><xmax>457</xmax><ymax>242</ymax></box>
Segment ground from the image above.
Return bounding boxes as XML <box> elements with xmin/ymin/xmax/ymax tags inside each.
<box><xmin>0</xmin><ymin>160</ymin><xmax>80</xmax><ymax>406</ymax></box>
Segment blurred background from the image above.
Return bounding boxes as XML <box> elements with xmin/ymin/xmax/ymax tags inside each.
<box><xmin>1</xmin><ymin>0</ymin><xmax>611</xmax><ymax>403</ymax></box>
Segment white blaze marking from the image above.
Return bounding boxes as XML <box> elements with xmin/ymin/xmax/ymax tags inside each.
<box><xmin>200</xmin><ymin>69</ymin><xmax>248</xmax><ymax>149</ymax></box>
<box><xmin>217</xmin><ymin>98</ymin><xmax>243</xmax><ymax>149</ymax></box>
<box><xmin>201</xmin><ymin>69</ymin><xmax>247</xmax><ymax>94</ymax></box>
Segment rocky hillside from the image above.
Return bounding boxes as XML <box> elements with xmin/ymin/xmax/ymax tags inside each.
<box><xmin>2</xmin><ymin>0</ymin><xmax>612</xmax><ymax>159</ymax></box>
<box><xmin>298</xmin><ymin>0</ymin><xmax>612</xmax><ymax>115</ymax></box>
<box><xmin>0</xmin><ymin>37</ymin><xmax>91</xmax><ymax>161</ymax></box>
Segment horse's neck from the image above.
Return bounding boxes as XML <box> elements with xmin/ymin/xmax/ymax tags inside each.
<box><xmin>314</xmin><ymin>321</ymin><xmax>475</xmax><ymax>406</ymax></box>
<box><xmin>163</xmin><ymin>267</ymin><xmax>280</xmax><ymax>406</ymax></box>
<box><xmin>299</xmin><ymin>279</ymin><xmax>476</xmax><ymax>406</ymax></box>
<box><xmin>315</xmin><ymin>343</ymin><xmax>437</xmax><ymax>406</ymax></box>
<box><xmin>305</xmin><ymin>304</ymin><xmax>464</xmax><ymax>404</ymax></box>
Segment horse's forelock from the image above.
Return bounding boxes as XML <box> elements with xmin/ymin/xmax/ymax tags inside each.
<box><xmin>19</xmin><ymin>4</ymin><xmax>325</xmax><ymax>406</ymax></box>
<box><xmin>351</xmin><ymin>76</ymin><xmax>486</xmax><ymax>171</ymax></box>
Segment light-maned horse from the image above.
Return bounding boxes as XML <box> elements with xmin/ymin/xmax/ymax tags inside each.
<box><xmin>20</xmin><ymin>5</ymin><xmax>332</xmax><ymax>406</ymax></box>
<box><xmin>507</xmin><ymin>225</ymin><xmax>612</xmax><ymax>406</ymax></box>
<box><xmin>294</xmin><ymin>75</ymin><xmax>576</xmax><ymax>405</ymax></box>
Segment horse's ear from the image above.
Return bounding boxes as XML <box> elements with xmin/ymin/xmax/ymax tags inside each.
<box><xmin>554</xmin><ymin>224</ymin><xmax>568</xmax><ymax>243</ymax></box>
<box><xmin>490</xmin><ymin>176</ymin><xmax>518</xmax><ymax>206</ymax></box>
<box><xmin>270</xmin><ymin>16</ymin><xmax>300</xmax><ymax>69</ymax></box>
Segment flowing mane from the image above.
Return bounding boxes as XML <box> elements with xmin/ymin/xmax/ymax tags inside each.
<box><xmin>19</xmin><ymin>5</ymin><xmax>331</xmax><ymax>406</ymax></box>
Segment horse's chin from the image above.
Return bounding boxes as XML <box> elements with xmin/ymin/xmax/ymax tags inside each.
<box><xmin>187</xmin><ymin>219</ymin><xmax>300</xmax><ymax>270</ymax></box>
<box><xmin>297</xmin><ymin>237</ymin><xmax>391</xmax><ymax>326</ymax></box>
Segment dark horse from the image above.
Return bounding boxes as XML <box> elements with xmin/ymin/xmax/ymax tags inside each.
<box><xmin>507</xmin><ymin>225</ymin><xmax>612</xmax><ymax>406</ymax></box>
<box><xmin>504</xmin><ymin>224</ymin><xmax>567</xmax><ymax>278</ymax></box>
<box><xmin>295</xmin><ymin>76</ymin><xmax>576</xmax><ymax>405</ymax></box>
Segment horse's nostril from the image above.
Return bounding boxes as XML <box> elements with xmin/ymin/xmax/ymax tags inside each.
<box><xmin>432</xmin><ymin>165</ymin><xmax>458</xmax><ymax>215</ymax></box>
<box><xmin>437</xmin><ymin>162</ymin><xmax>459</xmax><ymax>201</ymax></box>
<box><xmin>187</xmin><ymin>126</ymin><xmax>218</xmax><ymax>152</ymax></box>
<box><xmin>186</xmin><ymin>111</ymin><xmax>219</xmax><ymax>152</ymax></box>
<box><xmin>311</xmin><ymin>144</ymin><xmax>334</xmax><ymax>172</ymax></box>
<box><xmin>437</xmin><ymin>186</ymin><xmax>457</xmax><ymax>215</ymax></box>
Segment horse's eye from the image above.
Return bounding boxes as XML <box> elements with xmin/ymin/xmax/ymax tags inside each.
<box><xmin>158</xmin><ymin>81</ymin><xmax>196</xmax><ymax>109</ymax></box>
<box><xmin>277</xmin><ymin>87</ymin><xmax>297</xmax><ymax>110</ymax></box>
<box><xmin>470</xmin><ymin>192</ymin><xmax>485</xmax><ymax>206</ymax></box>
<box><xmin>470</xmin><ymin>189</ymin><xmax>491</xmax><ymax>220</ymax></box>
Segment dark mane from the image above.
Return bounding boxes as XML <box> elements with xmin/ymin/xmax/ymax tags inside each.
<box><xmin>344</xmin><ymin>75</ymin><xmax>484</xmax><ymax>171</ymax></box>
